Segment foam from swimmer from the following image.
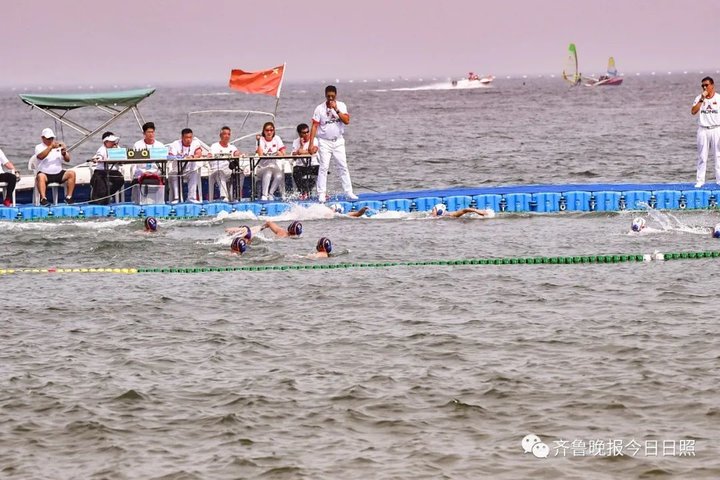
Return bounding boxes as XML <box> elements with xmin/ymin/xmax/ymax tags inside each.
<box><xmin>642</xmin><ymin>251</ymin><xmax>666</xmax><ymax>262</ymax></box>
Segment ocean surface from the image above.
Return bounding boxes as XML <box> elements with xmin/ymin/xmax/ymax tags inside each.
<box><xmin>1</xmin><ymin>76</ymin><xmax>720</xmax><ymax>479</ymax></box>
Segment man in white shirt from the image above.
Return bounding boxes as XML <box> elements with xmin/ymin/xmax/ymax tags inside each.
<box><xmin>90</xmin><ymin>131</ymin><xmax>126</xmax><ymax>204</ymax></box>
<box><xmin>291</xmin><ymin>123</ymin><xmax>319</xmax><ymax>199</ymax></box>
<box><xmin>0</xmin><ymin>147</ymin><xmax>19</xmax><ymax>207</ymax></box>
<box><xmin>691</xmin><ymin>77</ymin><xmax>720</xmax><ymax>187</ymax></box>
<box><xmin>307</xmin><ymin>85</ymin><xmax>358</xmax><ymax>202</ymax></box>
<box><xmin>34</xmin><ymin>128</ymin><xmax>76</xmax><ymax>205</ymax></box>
<box><xmin>209</xmin><ymin>126</ymin><xmax>243</xmax><ymax>201</ymax></box>
<box><xmin>132</xmin><ymin>122</ymin><xmax>165</xmax><ymax>181</ymax></box>
<box><xmin>167</xmin><ymin>128</ymin><xmax>206</xmax><ymax>203</ymax></box>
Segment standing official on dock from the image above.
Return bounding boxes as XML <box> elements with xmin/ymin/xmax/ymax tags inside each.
<box><xmin>691</xmin><ymin>77</ymin><xmax>720</xmax><ymax>188</ymax></box>
<box><xmin>308</xmin><ymin>85</ymin><xmax>358</xmax><ymax>203</ymax></box>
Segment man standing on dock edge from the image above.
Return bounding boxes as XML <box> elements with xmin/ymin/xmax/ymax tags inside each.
<box><xmin>691</xmin><ymin>77</ymin><xmax>720</xmax><ymax>188</ymax></box>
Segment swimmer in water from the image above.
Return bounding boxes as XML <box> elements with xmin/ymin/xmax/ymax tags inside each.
<box><xmin>230</xmin><ymin>237</ymin><xmax>247</xmax><ymax>254</ymax></box>
<box><xmin>329</xmin><ymin>203</ymin><xmax>369</xmax><ymax>217</ymax></box>
<box><xmin>431</xmin><ymin>203</ymin><xmax>493</xmax><ymax>218</ymax></box>
<box><xmin>631</xmin><ymin>217</ymin><xmax>646</xmax><ymax>232</ymax></box>
<box><xmin>261</xmin><ymin>220</ymin><xmax>303</xmax><ymax>237</ymax></box>
<box><xmin>225</xmin><ymin>224</ymin><xmax>256</xmax><ymax>243</ymax></box>
<box><xmin>309</xmin><ymin>236</ymin><xmax>332</xmax><ymax>258</ymax></box>
<box><xmin>144</xmin><ymin>216</ymin><xmax>158</xmax><ymax>232</ymax></box>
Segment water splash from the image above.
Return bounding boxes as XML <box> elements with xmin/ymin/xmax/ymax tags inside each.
<box><xmin>637</xmin><ymin>203</ymin><xmax>711</xmax><ymax>235</ymax></box>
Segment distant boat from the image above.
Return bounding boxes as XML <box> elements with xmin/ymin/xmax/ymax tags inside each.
<box><xmin>562</xmin><ymin>43</ymin><xmax>583</xmax><ymax>87</ymax></box>
<box><xmin>451</xmin><ymin>72</ymin><xmax>494</xmax><ymax>88</ymax></box>
<box><xmin>584</xmin><ymin>57</ymin><xmax>624</xmax><ymax>86</ymax></box>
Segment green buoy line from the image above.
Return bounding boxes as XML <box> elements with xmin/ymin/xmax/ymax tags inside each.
<box><xmin>2</xmin><ymin>250</ymin><xmax>719</xmax><ymax>275</ymax></box>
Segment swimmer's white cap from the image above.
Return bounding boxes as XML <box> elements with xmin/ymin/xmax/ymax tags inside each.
<box><xmin>631</xmin><ymin>217</ymin><xmax>646</xmax><ymax>232</ymax></box>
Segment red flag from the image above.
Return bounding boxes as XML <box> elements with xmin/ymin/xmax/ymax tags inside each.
<box><xmin>229</xmin><ymin>64</ymin><xmax>285</xmax><ymax>97</ymax></box>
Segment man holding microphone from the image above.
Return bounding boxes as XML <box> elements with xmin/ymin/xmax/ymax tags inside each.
<box><xmin>691</xmin><ymin>77</ymin><xmax>720</xmax><ymax>187</ymax></box>
<box><xmin>308</xmin><ymin>85</ymin><xmax>358</xmax><ymax>203</ymax></box>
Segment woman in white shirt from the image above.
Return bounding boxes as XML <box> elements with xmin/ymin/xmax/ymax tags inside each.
<box><xmin>255</xmin><ymin>122</ymin><xmax>285</xmax><ymax>201</ymax></box>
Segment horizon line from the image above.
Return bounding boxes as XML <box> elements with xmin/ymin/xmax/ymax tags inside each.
<box><xmin>1</xmin><ymin>68</ymin><xmax>719</xmax><ymax>91</ymax></box>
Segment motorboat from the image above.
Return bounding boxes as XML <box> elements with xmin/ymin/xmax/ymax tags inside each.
<box><xmin>451</xmin><ymin>72</ymin><xmax>494</xmax><ymax>88</ymax></box>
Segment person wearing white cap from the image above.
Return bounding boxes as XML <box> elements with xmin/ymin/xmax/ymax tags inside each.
<box><xmin>431</xmin><ymin>203</ymin><xmax>494</xmax><ymax>218</ymax></box>
<box><xmin>89</xmin><ymin>131</ymin><xmax>125</xmax><ymax>204</ymax></box>
<box><xmin>34</xmin><ymin>128</ymin><xmax>75</xmax><ymax>205</ymax></box>
<box><xmin>328</xmin><ymin>203</ymin><xmax>369</xmax><ymax>217</ymax></box>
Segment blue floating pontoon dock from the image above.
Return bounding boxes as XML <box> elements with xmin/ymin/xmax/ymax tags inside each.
<box><xmin>2</xmin><ymin>182</ymin><xmax>719</xmax><ymax>221</ymax></box>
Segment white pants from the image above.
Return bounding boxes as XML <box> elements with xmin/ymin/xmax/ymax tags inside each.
<box><xmin>170</xmin><ymin>162</ymin><xmax>201</xmax><ymax>202</ymax></box>
<box><xmin>209</xmin><ymin>168</ymin><xmax>237</xmax><ymax>201</ymax></box>
<box><xmin>696</xmin><ymin>127</ymin><xmax>720</xmax><ymax>184</ymax></box>
<box><xmin>256</xmin><ymin>163</ymin><xmax>283</xmax><ymax>198</ymax></box>
<box><xmin>316</xmin><ymin>137</ymin><xmax>354</xmax><ymax>197</ymax></box>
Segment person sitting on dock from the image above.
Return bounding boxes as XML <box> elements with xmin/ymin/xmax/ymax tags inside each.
<box><xmin>291</xmin><ymin>123</ymin><xmax>319</xmax><ymax>199</ymax></box>
<box><xmin>431</xmin><ymin>203</ymin><xmax>493</xmax><ymax>218</ymax></box>
<box><xmin>168</xmin><ymin>128</ymin><xmax>207</xmax><ymax>203</ymax></box>
<box><xmin>90</xmin><ymin>132</ymin><xmax>126</xmax><ymax>204</ymax></box>
<box><xmin>209</xmin><ymin>126</ymin><xmax>243</xmax><ymax>202</ymax></box>
<box><xmin>256</xmin><ymin>121</ymin><xmax>286</xmax><ymax>201</ymax></box>
<box><xmin>34</xmin><ymin>128</ymin><xmax>75</xmax><ymax>205</ymax></box>
<box><xmin>0</xmin><ymin>147</ymin><xmax>18</xmax><ymax>207</ymax></box>
<box><xmin>132</xmin><ymin>122</ymin><xmax>165</xmax><ymax>181</ymax></box>
<box><xmin>261</xmin><ymin>220</ymin><xmax>302</xmax><ymax>238</ymax></box>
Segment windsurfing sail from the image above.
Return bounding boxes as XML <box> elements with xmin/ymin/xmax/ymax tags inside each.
<box><xmin>562</xmin><ymin>43</ymin><xmax>581</xmax><ymax>86</ymax></box>
<box><xmin>606</xmin><ymin>57</ymin><xmax>618</xmax><ymax>77</ymax></box>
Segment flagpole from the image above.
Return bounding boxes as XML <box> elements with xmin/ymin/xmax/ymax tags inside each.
<box><xmin>273</xmin><ymin>62</ymin><xmax>287</xmax><ymax>119</ymax></box>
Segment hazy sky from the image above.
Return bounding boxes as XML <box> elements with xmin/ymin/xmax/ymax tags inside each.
<box><xmin>1</xmin><ymin>0</ymin><xmax>715</xmax><ymax>87</ymax></box>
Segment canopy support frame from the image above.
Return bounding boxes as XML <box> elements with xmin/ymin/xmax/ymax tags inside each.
<box><xmin>26</xmin><ymin>103</ymin><xmax>144</xmax><ymax>152</ymax></box>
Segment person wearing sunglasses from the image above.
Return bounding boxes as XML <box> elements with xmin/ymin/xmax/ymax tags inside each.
<box><xmin>691</xmin><ymin>77</ymin><xmax>720</xmax><ymax>188</ymax></box>
<box><xmin>255</xmin><ymin>121</ymin><xmax>286</xmax><ymax>200</ymax></box>
<box><xmin>291</xmin><ymin>123</ymin><xmax>319</xmax><ymax>199</ymax></box>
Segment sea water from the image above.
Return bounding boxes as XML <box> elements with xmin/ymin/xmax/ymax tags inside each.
<box><xmin>1</xmin><ymin>77</ymin><xmax>719</xmax><ymax>479</ymax></box>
